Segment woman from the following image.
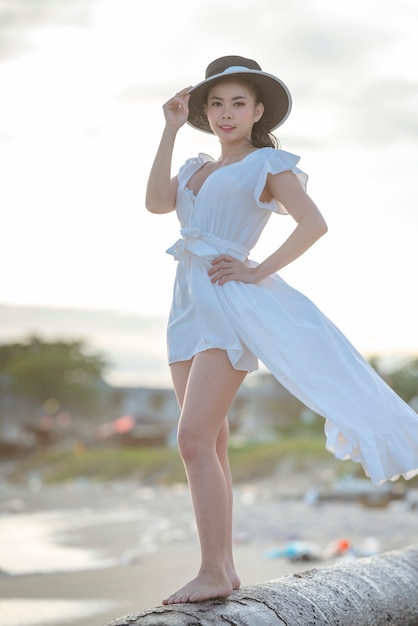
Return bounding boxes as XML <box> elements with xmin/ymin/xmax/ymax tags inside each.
<box><xmin>145</xmin><ymin>56</ymin><xmax>418</xmax><ymax>605</ymax></box>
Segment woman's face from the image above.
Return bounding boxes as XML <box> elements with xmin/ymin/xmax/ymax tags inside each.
<box><xmin>205</xmin><ymin>79</ymin><xmax>264</xmax><ymax>142</ymax></box>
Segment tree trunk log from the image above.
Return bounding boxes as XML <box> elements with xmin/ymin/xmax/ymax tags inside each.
<box><xmin>106</xmin><ymin>544</ymin><xmax>418</xmax><ymax>626</ymax></box>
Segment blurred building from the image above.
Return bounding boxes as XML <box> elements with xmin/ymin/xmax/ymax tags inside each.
<box><xmin>0</xmin><ymin>372</ymin><xmax>307</xmax><ymax>454</ymax></box>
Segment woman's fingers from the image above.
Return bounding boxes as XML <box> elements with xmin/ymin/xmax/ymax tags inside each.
<box><xmin>163</xmin><ymin>88</ymin><xmax>191</xmax><ymax>126</ymax></box>
<box><xmin>209</xmin><ymin>256</ymin><xmax>241</xmax><ymax>283</ymax></box>
<box><xmin>168</xmin><ymin>87</ymin><xmax>192</xmax><ymax>109</ymax></box>
<box><xmin>209</xmin><ymin>255</ymin><xmax>257</xmax><ymax>285</ymax></box>
<box><xmin>208</xmin><ymin>256</ymin><xmax>235</xmax><ymax>275</ymax></box>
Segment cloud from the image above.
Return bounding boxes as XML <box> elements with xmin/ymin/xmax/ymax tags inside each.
<box><xmin>134</xmin><ymin>0</ymin><xmax>417</xmax><ymax>150</ymax></box>
<box><xmin>348</xmin><ymin>79</ymin><xmax>418</xmax><ymax>146</ymax></box>
<box><xmin>0</xmin><ymin>0</ymin><xmax>94</xmax><ymax>61</ymax></box>
<box><xmin>117</xmin><ymin>83</ymin><xmax>174</xmax><ymax>104</ymax></box>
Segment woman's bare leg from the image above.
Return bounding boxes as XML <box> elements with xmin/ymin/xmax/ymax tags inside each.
<box><xmin>164</xmin><ymin>349</ymin><xmax>246</xmax><ymax>604</ymax></box>
<box><xmin>170</xmin><ymin>359</ymin><xmax>240</xmax><ymax>591</ymax></box>
<box><xmin>216</xmin><ymin>417</ymin><xmax>241</xmax><ymax>590</ymax></box>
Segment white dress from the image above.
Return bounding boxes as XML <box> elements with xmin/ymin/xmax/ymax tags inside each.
<box><xmin>166</xmin><ymin>148</ymin><xmax>418</xmax><ymax>484</ymax></box>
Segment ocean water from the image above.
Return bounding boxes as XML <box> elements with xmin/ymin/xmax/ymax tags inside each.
<box><xmin>0</xmin><ymin>510</ymin><xmax>126</xmax><ymax>575</ymax></box>
<box><xmin>0</xmin><ymin>482</ymin><xmax>194</xmax><ymax>626</ymax></box>
<box><xmin>0</xmin><ymin>599</ymin><xmax>117</xmax><ymax>626</ymax></box>
<box><xmin>0</xmin><ymin>508</ymin><xmax>136</xmax><ymax>626</ymax></box>
<box><xmin>0</xmin><ymin>492</ymin><xmax>192</xmax><ymax>576</ymax></box>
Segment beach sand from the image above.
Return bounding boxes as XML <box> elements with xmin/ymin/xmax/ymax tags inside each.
<box><xmin>0</xmin><ymin>476</ymin><xmax>417</xmax><ymax>626</ymax></box>
<box><xmin>0</xmin><ymin>543</ymin><xmax>319</xmax><ymax>626</ymax></box>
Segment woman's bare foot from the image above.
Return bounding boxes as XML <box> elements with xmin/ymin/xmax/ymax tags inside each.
<box><xmin>162</xmin><ymin>570</ymin><xmax>233</xmax><ymax>605</ymax></box>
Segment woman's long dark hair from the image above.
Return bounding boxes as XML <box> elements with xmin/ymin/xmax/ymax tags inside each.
<box><xmin>251</xmin><ymin>120</ymin><xmax>278</xmax><ymax>149</ymax></box>
<box><xmin>249</xmin><ymin>81</ymin><xmax>278</xmax><ymax>148</ymax></box>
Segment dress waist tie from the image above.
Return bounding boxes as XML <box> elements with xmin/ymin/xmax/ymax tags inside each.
<box><xmin>166</xmin><ymin>227</ymin><xmax>249</xmax><ymax>262</ymax></box>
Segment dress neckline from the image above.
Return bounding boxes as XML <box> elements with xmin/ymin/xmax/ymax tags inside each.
<box><xmin>185</xmin><ymin>149</ymin><xmax>263</xmax><ymax>198</ymax></box>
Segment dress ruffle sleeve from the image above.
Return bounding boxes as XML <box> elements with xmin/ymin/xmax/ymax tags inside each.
<box><xmin>254</xmin><ymin>149</ymin><xmax>308</xmax><ymax>214</ymax></box>
<box><xmin>177</xmin><ymin>153</ymin><xmax>213</xmax><ymax>187</ymax></box>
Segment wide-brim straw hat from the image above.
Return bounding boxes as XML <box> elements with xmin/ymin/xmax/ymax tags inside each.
<box><xmin>187</xmin><ymin>55</ymin><xmax>292</xmax><ymax>134</ymax></box>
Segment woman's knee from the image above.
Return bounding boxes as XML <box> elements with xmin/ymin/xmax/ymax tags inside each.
<box><xmin>177</xmin><ymin>420</ymin><xmax>212</xmax><ymax>463</ymax></box>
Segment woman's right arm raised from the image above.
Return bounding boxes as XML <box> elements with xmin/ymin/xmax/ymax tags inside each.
<box><xmin>145</xmin><ymin>87</ymin><xmax>191</xmax><ymax>214</ymax></box>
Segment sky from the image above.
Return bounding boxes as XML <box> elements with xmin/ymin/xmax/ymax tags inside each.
<box><xmin>0</xmin><ymin>0</ymin><xmax>417</xmax><ymax>387</ymax></box>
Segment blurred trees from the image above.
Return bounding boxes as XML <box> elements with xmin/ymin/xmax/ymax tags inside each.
<box><xmin>1</xmin><ymin>336</ymin><xmax>417</xmax><ymax>430</ymax></box>
<box><xmin>386</xmin><ymin>357</ymin><xmax>418</xmax><ymax>405</ymax></box>
<box><xmin>0</xmin><ymin>335</ymin><xmax>109</xmax><ymax>419</ymax></box>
